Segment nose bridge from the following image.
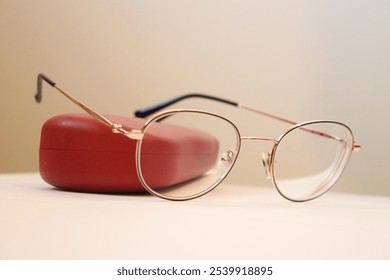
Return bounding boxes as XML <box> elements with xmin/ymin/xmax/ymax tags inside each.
<box><xmin>240</xmin><ymin>136</ymin><xmax>277</xmax><ymax>180</ymax></box>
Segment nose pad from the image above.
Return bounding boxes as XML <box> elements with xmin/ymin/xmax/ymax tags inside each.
<box><xmin>218</xmin><ymin>149</ymin><xmax>236</xmax><ymax>177</ymax></box>
<box><xmin>221</xmin><ymin>149</ymin><xmax>235</xmax><ymax>165</ymax></box>
<box><xmin>261</xmin><ymin>152</ymin><xmax>271</xmax><ymax>179</ymax></box>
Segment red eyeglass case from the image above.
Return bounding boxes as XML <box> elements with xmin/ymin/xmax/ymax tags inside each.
<box><xmin>39</xmin><ymin>113</ymin><xmax>219</xmax><ymax>193</ymax></box>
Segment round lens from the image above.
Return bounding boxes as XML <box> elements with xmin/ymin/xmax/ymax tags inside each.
<box><xmin>137</xmin><ymin>110</ymin><xmax>240</xmax><ymax>200</ymax></box>
<box><xmin>272</xmin><ymin>121</ymin><xmax>354</xmax><ymax>201</ymax></box>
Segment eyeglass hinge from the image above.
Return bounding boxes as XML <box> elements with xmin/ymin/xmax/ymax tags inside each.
<box><xmin>112</xmin><ymin>124</ymin><xmax>144</xmax><ymax>140</ymax></box>
<box><xmin>111</xmin><ymin>124</ymin><xmax>128</xmax><ymax>134</ymax></box>
<box><xmin>127</xmin><ymin>129</ymin><xmax>144</xmax><ymax>140</ymax></box>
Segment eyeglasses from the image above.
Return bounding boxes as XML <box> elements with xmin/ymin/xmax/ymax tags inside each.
<box><xmin>35</xmin><ymin>73</ymin><xmax>361</xmax><ymax>202</ymax></box>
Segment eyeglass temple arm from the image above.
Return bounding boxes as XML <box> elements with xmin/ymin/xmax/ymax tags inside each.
<box><xmin>34</xmin><ymin>73</ymin><xmax>142</xmax><ymax>139</ymax></box>
<box><xmin>35</xmin><ymin>74</ymin><xmax>114</xmax><ymax>128</ymax></box>
<box><xmin>134</xmin><ymin>93</ymin><xmax>361</xmax><ymax>151</ymax></box>
<box><xmin>242</xmin><ymin>103</ymin><xmax>361</xmax><ymax>151</ymax></box>
<box><xmin>135</xmin><ymin>93</ymin><xmax>303</xmax><ymax>126</ymax></box>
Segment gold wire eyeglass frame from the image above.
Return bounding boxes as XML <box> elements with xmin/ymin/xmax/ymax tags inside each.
<box><xmin>35</xmin><ymin>73</ymin><xmax>361</xmax><ymax>202</ymax></box>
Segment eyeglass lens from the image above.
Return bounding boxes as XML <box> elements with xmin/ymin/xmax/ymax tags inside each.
<box><xmin>273</xmin><ymin>122</ymin><xmax>354</xmax><ymax>201</ymax></box>
<box><xmin>137</xmin><ymin>111</ymin><xmax>240</xmax><ymax>200</ymax></box>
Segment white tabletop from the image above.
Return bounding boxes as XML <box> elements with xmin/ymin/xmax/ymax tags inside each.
<box><xmin>0</xmin><ymin>173</ymin><xmax>389</xmax><ymax>260</ymax></box>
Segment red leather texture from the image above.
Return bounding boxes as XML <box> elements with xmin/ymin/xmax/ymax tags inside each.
<box><xmin>39</xmin><ymin>113</ymin><xmax>219</xmax><ymax>193</ymax></box>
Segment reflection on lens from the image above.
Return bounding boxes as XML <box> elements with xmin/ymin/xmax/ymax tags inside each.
<box><xmin>272</xmin><ymin>121</ymin><xmax>354</xmax><ymax>201</ymax></box>
<box><xmin>137</xmin><ymin>111</ymin><xmax>240</xmax><ymax>200</ymax></box>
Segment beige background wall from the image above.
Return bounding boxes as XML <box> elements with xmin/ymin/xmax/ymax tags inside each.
<box><xmin>1</xmin><ymin>0</ymin><xmax>389</xmax><ymax>196</ymax></box>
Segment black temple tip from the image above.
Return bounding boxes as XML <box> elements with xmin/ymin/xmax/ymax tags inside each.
<box><xmin>34</xmin><ymin>92</ymin><xmax>42</xmax><ymax>103</ymax></box>
<box><xmin>35</xmin><ymin>73</ymin><xmax>56</xmax><ymax>103</ymax></box>
<box><xmin>134</xmin><ymin>93</ymin><xmax>239</xmax><ymax>118</ymax></box>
